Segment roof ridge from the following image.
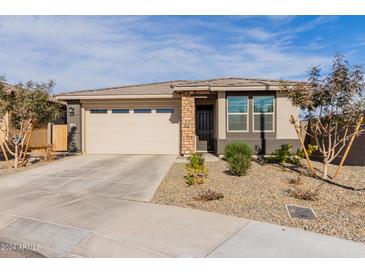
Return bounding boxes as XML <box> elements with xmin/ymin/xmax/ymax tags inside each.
<box><xmin>172</xmin><ymin>77</ymin><xmax>300</xmax><ymax>86</ymax></box>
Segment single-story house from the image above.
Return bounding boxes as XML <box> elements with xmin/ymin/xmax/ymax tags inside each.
<box><xmin>56</xmin><ymin>78</ymin><xmax>302</xmax><ymax>155</ymax></box>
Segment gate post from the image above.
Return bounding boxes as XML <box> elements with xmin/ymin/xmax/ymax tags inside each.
<box><xmin>47</xmin><ymin>123</ymin><xmax>53</xmax><ymax>147</ymax></box>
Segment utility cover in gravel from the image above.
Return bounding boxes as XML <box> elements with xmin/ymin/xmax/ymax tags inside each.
<box><xmin>286</xmin><ymin>205</ymin><xmax>316</xmax><ymax>220</ymax></box>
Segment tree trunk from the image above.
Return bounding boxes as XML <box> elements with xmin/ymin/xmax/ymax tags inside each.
<box><xmin>322</xmin><ymin>162</ymin><xmax>329</xmax><ymax>179</ymax></box>
<box><xmin>14</xmin><ymin>144</ymin><xmax>19</xmax><ymax>169</ymax></box>
<box><xmin>20</xmin><ymin>124</ymin><xmax>34</xmax><ymax>167</ymax></box>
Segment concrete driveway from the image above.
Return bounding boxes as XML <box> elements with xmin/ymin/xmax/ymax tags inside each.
<box><xmin>0</xmin><ymin>155</ymin><xmax>364</xmax><ymax>257</ymax></box>
<box><xmin>0</xmin><ymin>154</ymin><xmax>175</xmax><ymax>202</ymax></box>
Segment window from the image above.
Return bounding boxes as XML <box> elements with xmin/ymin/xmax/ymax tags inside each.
<box><xmin>227</xmin><ymin>96</ymin><xmax>248</xmax><ymax>131</ymax></box>
<box><xmin>253</xmin><ymin>96</ymin><xmax>274</xmax><ymax>131</ymax></box>
<box><xmin>90</xmin><ymin>109</ymin><xmax>107</xmax><ymax>114</ymax></box>
<box><xmin>156</xmin><ymin>108</ymin><xmax>174</xmax><ymax>113</ymax></box>
<box><xmin>112</xmin><ymin>109</ymin><xmax>129</xmax><ymax>114</ymax></box>
<box><xmin>134</xmin><ymin>108</ymin><xmax>152</xmax><ymax>113</ymax></box>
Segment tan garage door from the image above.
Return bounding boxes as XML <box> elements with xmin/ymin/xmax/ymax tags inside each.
<box><xmin>85</xmin><ymin>102</ymin><xmax>180</xmax><ymax>154</ymax></box>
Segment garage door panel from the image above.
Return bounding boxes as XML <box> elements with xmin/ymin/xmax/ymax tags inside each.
<box><xmin>85</xmin><ymin>104</ymin><xmax>180</xmax><ymax>154</ymax></box>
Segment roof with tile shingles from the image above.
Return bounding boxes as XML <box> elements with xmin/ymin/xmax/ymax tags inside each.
<box><xmin>58</xmin><ymin>77</ymin><xmax>301</xmax><ymax>97</ymax></box>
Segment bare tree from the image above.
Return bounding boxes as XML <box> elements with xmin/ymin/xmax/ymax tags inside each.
<box><xmin>0</xmin><ymin>80</ymin><xmax>62</xmax><ymax>168</ymax></box>
<box><xmin>280</xmin><ymin>55</ymin><xmax>365</xmax><ymax>179</ymax></box>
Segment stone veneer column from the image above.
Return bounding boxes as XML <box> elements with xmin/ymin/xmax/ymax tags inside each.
<box><xmin>181</xmin><ymin>93</ymin><xmax>196</xmax><ymax>155</ymax></box>
<box><xmin>67</xmin><ymin>100</ymin><xmax>82</xmax><ymax>153</ymax></box>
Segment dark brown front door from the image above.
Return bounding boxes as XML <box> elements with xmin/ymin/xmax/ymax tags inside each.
<box><xmin>196</xmin><ymin>106</ymin><xmax>214</xmax><ymax>151</ymax></box>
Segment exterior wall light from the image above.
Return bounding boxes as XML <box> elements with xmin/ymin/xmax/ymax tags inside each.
<box><xmin>68</xmin><ymin>107</ymin><xmax>75</xmax><ymax>117</ymax></box>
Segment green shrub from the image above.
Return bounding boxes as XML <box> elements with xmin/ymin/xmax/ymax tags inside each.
<box><xmin>224</xmin><ymin>142</ymin><xmax>253</xmax><ymax>160</ymax></box>
<box><xmin>296</xmin><ymin>144</ymin><xmax>318</xmax><ymax>159</ymax></box>
<box><xmin>185</xmin><ymin>153</ymin><xmax>207</xmax><ymax>185</ymax></box>
<box><xmin>227</xmin><ymin>153</ymin><xmax>252</xmax><ymax>176</ymax></box>
<box><xmin>269</xmin><ymin>144</ymin><xmax>293</xmax><ymax>164</ymax></box>
<box><xmin>190</xmin><ymin>153</ymin><xmax>205</xmax><ymax>170</ymax></box>
<box><xmin>267</xmin><ymin>143</ymin><xmax>307</xmax><ymax>165</ymax></box>
<box><xmin>185</xmin><ymin>173</ymin><xmax>195</xmax><ymax>185</ymax></box>
<box><xmin>224</xmin><ymin>142</ymin><xmax>252</xmax><ymax>176</ymax></box>
<box><xmin>290</xmin><ymin>155</ymin><xmax>301</xmax><ymax>166</ymax></box>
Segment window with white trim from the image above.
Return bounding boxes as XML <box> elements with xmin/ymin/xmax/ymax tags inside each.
<box><xmin>253</xmin><ymin>96</ymin><xmax>274</xmax><ymax>131</ymax></box>
<box><xmin>227</xmin><ymin>96</ymin><xmax>248</xmax><ymax>131</ymax></box>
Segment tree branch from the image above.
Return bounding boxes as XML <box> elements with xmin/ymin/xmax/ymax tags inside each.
<box><xmin>3</xmin><ymin>140</ymin><xmax>15</xmax><ymax>156</ymax></box>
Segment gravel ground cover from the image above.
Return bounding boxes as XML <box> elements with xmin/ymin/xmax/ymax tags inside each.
<box><xmin>152</xmin><ymin>159</ymin><xmax>365</xmax><ymax>242</ymax></box>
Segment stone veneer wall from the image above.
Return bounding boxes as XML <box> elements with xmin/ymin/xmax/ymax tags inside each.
<box><xmin>181</xmin><ymin>93</ymin><xmax>196</xmax><ymax>155</ymax></box>
<box><xmin>66</xmin><ymin>100</ymin><xmax>82</xmax><ymax>152</ymax></box>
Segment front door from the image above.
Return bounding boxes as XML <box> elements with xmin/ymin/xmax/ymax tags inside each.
<box><xmin>196</xmin><ymin>106</ymin><xmax>214</xmax><ymax>151</ymax></box>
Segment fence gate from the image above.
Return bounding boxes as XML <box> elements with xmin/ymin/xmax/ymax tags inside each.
<box><xmin>52</xmin><ymin>124</ymin><xmax>68</xmax><ymax>151</ymax></box>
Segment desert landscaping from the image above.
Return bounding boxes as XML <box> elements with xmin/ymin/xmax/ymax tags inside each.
<box><xmin>152</xmin><ymin>158</ymin><xmax>365</xmax><ymax>242</ymax></box>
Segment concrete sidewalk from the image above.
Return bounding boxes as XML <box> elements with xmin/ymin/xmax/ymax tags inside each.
<box><xmin>207</xmin><ymin>220</ymin><xmax>365</xmax><ymax>257</ymax></box>
<box><xmin>1</xmin><ymin>208</ymin><xmax>364</xmax><ymax>258</ymax></box>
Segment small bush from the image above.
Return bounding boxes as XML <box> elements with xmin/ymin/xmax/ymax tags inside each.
<box><xmin>35</xmin><ymin>145</ymin><xmax>56</xmax><ymax>162</ymax></box>
<box><xmin>288</xmin><ymin>157</ymin><xmax>299</xmax><ymax>166</ymax></box>
<box><xmin>227</xmin><ymin>153</ymin><xmax>252</xmax><ymax>176</ymax></box>
<box><xmin>296</xmin><ymin>144</ymin><xmax>318</xmax><ymax>159</ymax></box>
<box><xmin>287</xmin><ymin>183</ymin><xmax>319</xmax><ymax>201</ymax></box>
<box><xmin>288</xmin><ymin>175</ymin><xmax>304</xmax><ymax>185</ymax></box>
<box><xmin>296</xmin><ymin>149</ymin><xmax>305</xmax><ymax>159</ymax></box>
<box><xmin>267</xmin><ymin>144</ymin><xmax>292</xmax><ymax>164</ymax></box>
<box><xmin>185</xmin><ymin>173</ymin><xmax>195</xmax><ymax>186</ymax></box>
<box><xmin>224</xmin><ymin>142</ymin><xmax>253</xmax><ymax>160</ymax></box>
<box><xmin>185</xmin><ymin>153</ymin><xmax>208</xmax><ymax>185</ymax></box>
<box><xmin>195</xmin><ymin>189</ymin><xmax>224</xmax><ymax>201</ymax></box>
<box><xmin>224</xmin><ymin>142</ymin><xmax>252</xmax><ymax>176</ymax></box>
<box><xmin>266</xmin><ymin>144</ymin><xmax>306</xmax><ymax>165</ymax></box>
<box><xmin>190</xmin><ymin>153</ymin><xmax>205</xmax><ymax>170</ymax></box>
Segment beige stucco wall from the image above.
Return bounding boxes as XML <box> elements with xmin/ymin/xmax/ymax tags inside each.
<box><xmin>217</xmin><ymin>91</ymin><xmax>226</xmax><ymax>139</ymax></box>
<box><xmin>276</xmin><ymin>91</ymin><xmax>300</xmax><ymax>139</ymax></box>
<box><xmin>213</xmin><ymin>100</ymin><xmax>218</xmax><ymax>139</ymax></box>
<box><xmin>82</xmin><ymin>99</ymin><xmax>181</xmax><ymax>154</ymax></box>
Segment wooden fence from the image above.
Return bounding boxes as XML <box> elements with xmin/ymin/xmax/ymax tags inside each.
<box><xmin>51</xmin><ymin>125</ymin><xmax>68</xmax><ymax>151</ymax></box>
<box><xmin>27</xmin><ymin>124</ymin><xmax>68</xmax><ymax>152</ymax></box>
<box><xmin>29</xmin><ymin>128</ymin><xmax>48</xmax><ymax>149</ymax></box>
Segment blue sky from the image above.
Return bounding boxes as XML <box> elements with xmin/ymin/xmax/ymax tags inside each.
<box><xmin>1</xmin><ymin>16</ymin><xmax>365</xmax><ymax>93</ymax></box>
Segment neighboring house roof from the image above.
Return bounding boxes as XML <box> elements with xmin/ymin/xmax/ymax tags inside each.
<box><xmin>56</xmin><ymin>77</ymin><xmax>302</xmax><ymax>100</ymax></box>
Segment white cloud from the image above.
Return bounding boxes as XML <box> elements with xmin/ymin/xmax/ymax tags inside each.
<box><xmin>294</xmin><ymin>16</ymin><xmax>338</xmax><ymax>33</ymax></box>
<box><xmin>242</xmin><ymin>27</ymin><xmax>276</xmax><ymax>41</ymax></box>
<box><xmin>0</xmin><ymin>16</ymin><xmax>333</xmax><ymax>92</ymax></box>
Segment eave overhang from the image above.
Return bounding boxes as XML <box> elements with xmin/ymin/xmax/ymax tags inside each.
<box><xmin>56</xmin><ymin>94</ymin><xmax>176</xmax><ymax>100</ymax></box>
